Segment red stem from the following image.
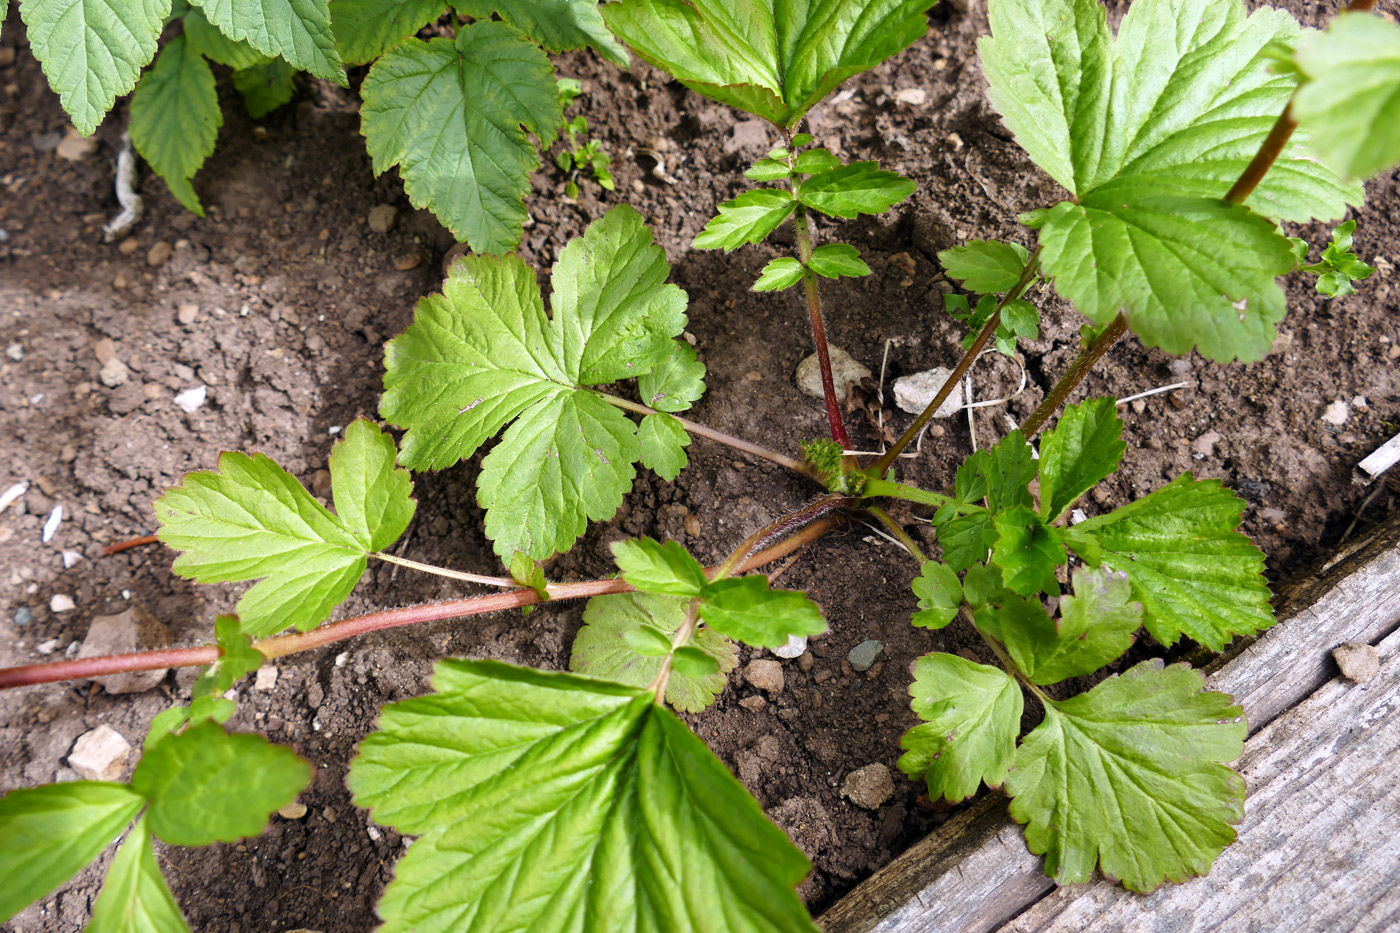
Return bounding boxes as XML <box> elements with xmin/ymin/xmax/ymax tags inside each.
<box><xmin>100</xmin><ymin>535</ymin><xmax>159</xmax><ymax>556</ymax></box>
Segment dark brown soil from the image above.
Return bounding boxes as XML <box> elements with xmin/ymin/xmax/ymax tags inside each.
<box><xmin>2</xmin><ymin>2</ymin><xmax>1398</xmax><ymax>930</ymax></box>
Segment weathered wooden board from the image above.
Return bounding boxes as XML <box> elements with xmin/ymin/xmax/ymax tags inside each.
<box><xmin>819</xmin><ymin>516</ymin><xmax>1400</xmax><ymax>933</ymax></box>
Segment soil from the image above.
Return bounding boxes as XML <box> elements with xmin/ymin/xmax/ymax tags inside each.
<box><xmin>2</xmin><ymin>2</ymin><xmax>1398</xmax><ymax>930</ymax></box>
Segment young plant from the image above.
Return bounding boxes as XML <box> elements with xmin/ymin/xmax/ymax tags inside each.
<box><xmin>553</xmin><ymin>77</ymin><xmax>616</xmax><ymax>198</ymax></box>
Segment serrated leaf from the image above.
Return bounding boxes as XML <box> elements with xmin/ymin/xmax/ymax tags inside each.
<box><xmin>87</xmin><ymin>816</ymin><xmax>191</xmax><ymax>933</ymax></box>
<box><xmin>21</xmin><ymin>0</ymin><xmax>170</xmax><ymax>135</ymax></box>
<box><xmin>571</xmin><ymin>592</ymin><xmax>736</xmax><ymax>712</ymax></box>
<box><xmin>1070</xmin><ymin>473</ymin><xmax>1272</xmax><ymax>650</ymax></box>
<box><xmin>328</xmin><ymin>0</ymin><xmax>444</xmax><ymax>64</ymax></box>
<box><xmin>183</xmin><ymin>6</ymin><xmax>268</xmax><ymax>68</ymax></box>
<box><xmin>348</xmin><ymin>660</ymin><xmax>816</xmax><ymax>931</ymax></box>
<box><xmin>232</xmin><ymin>59</ymin><xmax>296</xmax><ymax>118</ymax></box>
<box><xmin>611</xmin><ymin>536</ymin><xmax>708</xmax><ymax>597</ymax></box>
<box><xmin>453</xmin><ymin>0</ymin><xmax>628</xmax><ymax>66</ymax></box>
<box><xmin>753</xmin><ymin>256</ymin><xmax>805</xmax><ymax>291</ymax></box>
<box><xmin>807</xmin><ymin>243</ymin><xmax>870</xmax><ymax>278</ymax></box>
<box><xmin>128</xmin><ymin>35</ymin><xmax>221</xmax><ymax>216</ymax></box>
<box><xmin>1007</xmin><ymin>660</ymin><xmax>1245</xmax><ymax>892</ymax></box>
<box><xmin>938</xmin><ymin>240</ymin><xmax>1030</xmax><ymax>294</ymax></box>
<box><xmin>331</xmin><ymin>418</ymin><xmax>417</xmax><ymax>551</ymax></box>
<box><xmin>910</xmin><ymin>560</ymin><xmax>962</xmax><ymax>629</ymax></box>
<box><xmin>991</xmin><ymin>506</ymin><xmax>1066</xmax><ymax>597</ymax></box>
<box><xmin>933</xmin><ymin>511</ymin><xmax>996</xmax><ymax>573</ymax></box>
<box><xmin>360</xmin><ymin>21</ymin><xmax>562</xmax><ymax>254</ymax></box>
<box><xmin>699</xmin><ymin>576</ymin><xmax>827</xmax><ymax>648</ymax></box>
<box><xmin>637</xmin><ymin>340</ymin><xmax>706</xmax><ymax>413</ymax></box>
<box><xmin>637</xmin><ymin>412</ymin><xmax>690</xmax><ymax>481</ymax></box>
<box><xmin>143</xmin><ymin>695</ymin><xmax>236</xmax><ymax>750</ymax></box>
<box><xmin>191</xmin><ymin>614</ymin><xmax>263</xmax><ymax>698</ymax></box>
<box><xmin>746</xmin><ymin>157</ymin><xmax>793</xmax><ymax>181</ymax></box>
<box><xmin>692</xmin><ymin>188</ymin><xmax>795</xmax><ymax>251</ymax></box>
<box><xmin>966</xmin><ymin>429</ymin><xmax>1037</xmax><ymax>511</ymax></box>
<box><xmin>1038</xmin><ymin>397</ymin><xmax>1125</xmax><ymax>522</ymax></box>
<box><xmin>898</xmin><ymin>653</ymin><xmax>1022</xmax><ymax>803</ymax></box>
<box><xmin>1293</xmin><ymin>12</ymin><xmax>1400</xmax><ymax>181</ymax></box>
<box><xmin>0</xmin><ymin>782</ymin><xmax>146</xmax><ymax>923</ymax></box>
<box><xmin>132</xmin><ymin>722</ymin><xmax>311</xmax><ymax>847</ymax></box>
<box><xmin>962</xmin><ymin>561</ymin><xmax>1012</xmax><ymax>608</ymax></box>
<box><xmin>797</xmin><ymin>162</ymin><xmax>916</xmax><ymax>219</ymax></box>
<box><xmin>189</xmin><ymin>0</ymin><xmax>344</xmax><ymax>83</ymax></box>
<box><xmin>602</xmin><ymin>0</ymin><xmax>927</xmax><ymax>128</ymax></box>
<box><xmin>793</xmin><ymin>147</ymin><xmax>840</xmax><ymax>174</ymax></box>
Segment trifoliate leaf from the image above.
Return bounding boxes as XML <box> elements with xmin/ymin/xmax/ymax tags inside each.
<box><xmin>155</xmin><ymin>418</ymin><xmax>414</xmax><ymax>636</ymax></box>
<box><xmin>0</xmin><ymin>782</ymin><xmax>146</xmax><ymax>923</ymax></box>
<box><xmin>192</xmin><ymin>614</ymin><xmax>263</xmax><ymax>699</ymax></box>
<box><xmin>699</xmin><ymin>576</ymin><xmax>827</xmax><ymax>648</ymax></box>
<box><xmin>753</xmin><ymin>256</ymin><xmax>806</xmax><ymax>291</ymax></box>
<box><xmin>1007</xmin><ymin>660</ymin><xmax>1245</xmax><ymax>892</ymax></box>
<box><xmin>1294</xmin><ymin>12</ymin><xmax>1400</xmax><ymax>181</ymax></box>
<box><xmin>189</xmin><ymin>0</ymin><xmax>343</xmax><ymax>83</ymax></box>
<box><xmin>453</xmin><ymin>0</ymin><xmax>628</xmax><ymax>67</ymax></box>
<box><xmin>807</xmin><ymin>243</ymin><xmax>871</xmax><ymax>279</ymax></box>
<box><xmin>637</xmin><ymin>340</ymin><xmax>706</xmax><ymax>413</ymax></box>
<box><xmin>797</xmin><ymin>162</ymin><xmax>916</xmax><ymax>219</ymax></box>
<box><xmin>898</xmin><ymin>653</ymin><xmax>1022</xmax><ymax>803</ymax></box>
<box><xmin>87</xmin><ymin>816</ymin><xmax>191</xmax><ymax>933</ymax></box>
<box><xmin>348</xmin><ymin>660</ymin><xmax>817</xmax><ymax>931</ymax></box>
<box><xmin>129</xmin><ymin>35</ymin><xmax>221</xmax><ymax>216</ymax></box>
<box><xmin>602</xmin><ymin>0</ymin><xmax>927</xmax><ymax>128</ymax></box>
<box><xmin>746</xmin><ymin>157</ymin><xmax>792</xmax><ymax>181</ymax></box>
<box><xmin>793</xmin><ymin>147</ymin><xmax>840</xmax><ymax>174</ymax></box>
<box><xmin>611</xmin><ymin>536</ymin><xmax>708</xmax><ymax>597</ymax></box>
<box><xmin>692</xmin><ymin>188</ymin><xmax>795</xmax><ymax>251</ymax></box>
<box><xmin>637</xmin><ymin>412</ymin><xmax>690</xmax><ymax>481</ymax></box>
<box><xmin>21</xmin><ymin>0</ymin><xmax>169</xmax><ymax>135</ymax></box>
<box><xmin>360</xmin><ymin>21</ymin><xmax>562</xmax><ymax>254</ymax></box>
<box><xmin>132</xmin><ymin>722</ymin><xmax>311</xmax><ymax>847</ymax></box>
<box><xmin>571</xmin><ymin>592</ymin><xmax>736</xmax><ymax>712</ymax></box>
<box><xmin>1069</xmin><ymin>474</ymin><xmax>1272</xmax><ymax>650</ymax></box>
<box><xmin>328</xmin><ymin>0</ymin><xmax>444</xmax><ymax>64</ymax></box>
<box><xmin>232</xmin><ymin>59</ymin><xmax>296</xmax><ymax>118</ymax></box>
<box><xmin>910</xmin><ymin>561</ymin><xmax>962</xmax><ymax>630</ymax></box>
<box><xmin>938</xmin><ymin>240</ymin><xmax>1030</xmax><ymax>294</ymax></box>
<box><xmin>1038</xmin><ymin>397</ymin><xmax>1125</xmax><ymax>522</ymax></box>
<box><xmin>991</xmin><ymin>506</ymin><xmax>1065</xmax><ymax>597</ymax></box>
<box><xmin>183</xmin><ymin>6</ymin><xmax>268</xmax><ymax>68</ymax></box>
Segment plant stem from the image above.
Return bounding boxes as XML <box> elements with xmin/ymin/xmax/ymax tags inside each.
<box><xmin>370</xmin><ymin>552</ymin><xmax>516</xmax><ymax>588</ymax></box>
<box><xmin>596</xmin><ymin>391</ymin><xmax>821</xmax><ymax>482</ymax></box>
<box><xmin>99</xmin><ymin>534</ymin><xmax>159</xmax><ymax>556</ymax></box>
<box><xmin>648</xmin><ymin>599</ymin><xmax>701</xmax><ymax>701</ymax></box>
<box><xmin>792</xmin><ymin>204</ymin><xmax>853</xmax><ymax>452</ymax></box>
<box><xmin>1019</xmin><ymin>312</ymin><xmax>1130</xmax><ymax>438</ymax></box>
<box><xmin>866</xmin><ymin>506</ymin><xmax>927</xmax><ymax>563</ymax></box>
<box><xmin>872</xmin><ymin>246</ymin><xmax>1042</xmax><ymax>473</ymax></box>
<box><xmin>713</xmin><ymin>493</ymin><xmax>853</xmax><ymax>580</ymax></box>
<box><xmin>862</xmin><ymin>477</ymin><xmax>979</xmax><ymax>513</ymax></box>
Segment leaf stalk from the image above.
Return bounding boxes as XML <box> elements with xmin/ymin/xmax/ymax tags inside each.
<box><xmin>1019</xmin><ymin>312</ymin><xmax>1130</xmax><ymax>438</ymax></box>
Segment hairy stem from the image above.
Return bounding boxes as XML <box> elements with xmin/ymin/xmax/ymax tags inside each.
<box><xmin>713</xmin><ymin>493</ymin><xmax>854</xmax><ymax>580</ymax></box>
<box><xmin>862</xmin><ymin>477</ymin><xmax>979</xmax><ymax>513</ymax></box>
<box><xmin>1019</xmin><ymin>312</ymin><xmax>1130</xmax><ymax>438</ymax></box>
<box><xmin>370</xmin><ymin>552</ymin><xmax>516</xmax><ymax>588</ymax></box>
<box><xmin>866</xmin><ymin>506</ymin><xmax>928</xmax><ymax>563</ymax></box>
<box><xmin>793</xmin><ymin>204</ymin><xmax>853</xmax><ymax>452</ymax></box>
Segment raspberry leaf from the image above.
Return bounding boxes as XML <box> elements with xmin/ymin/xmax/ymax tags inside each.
<box><xmin>129</xmin><ymin>35</ymin><xmax>222</xmax><ymax>216</ymax></box>
<box><xmin>87</xmin><ymin>816</ymin><xmax>191</xmax><ymax>933</ymax></box>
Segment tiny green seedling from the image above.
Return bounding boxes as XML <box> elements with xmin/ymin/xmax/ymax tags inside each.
<box><xmin>554</xmin><ymin>77</ymin><xmax>616</xmax><ymax>198</ymax></box>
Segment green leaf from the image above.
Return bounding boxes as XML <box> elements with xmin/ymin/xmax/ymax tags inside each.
<box><xmin>571</xmin><ymin>592</ymin><xmax>736</xmax><ymax>712</ymax></box>
<box><xmin>637</xmin><ymin>340</ymin><xmax>706</xmax><ymax>413</ymax></box>
<box><xmin>189</xmin><ymin>0</ymin><xmax>344</xmax><ymax>83</ymax></box>
<box><xmin>132</xmin><ymin>722</ymin><xmax>311</xmax><ymax>847</ymax></box>
<box><xmin>191</xmin><ymin>614</ymin><xmax>263</xmax><ymax>698</ymax></box>
<box><xmin>967</xmin><ymin>429</ymin><xmax>1037</xmax><ymax>512</ymax></box>
<box><xmin>1070</xmin><ymin>473</ymin><xmax>1272</xmax><ymax>651</ymax></box>
<box><xmin>183</xmin><ymin>6</ymin><xmax>268</xmax><ymax>68</ymax></box>
<box><xmin>1038</xmin><ymin>396</ymin><xmax>1126</xmax><ymax>522</ymax></box>
<box><xmin>692</xmin><ymin>188</ymin><xmax>796</xmax><ymax>251</ymax></box>
<box><xmin>602</xmin><ymin>0</ymin><xmax>927</xmax><ymax>128</ymax></box>
<box><xmin>360</xmin><ymin>21</ymin><xmax>563</xmax><ymax>254</ymax></box>
<box><xmin>699</xmin><ymin>575</ymin><xmax>828</xmax><ymax>648</ymax></box>
<box><xmin>1007</xmin><ymin>660</ymin><xmax>1245</xmax><ymax>892</ymax></box>
<box><xmin>672</xmin><ymin>645</ymin><xmax>720</xmax><ymax>678</ymax></box>
<box><xmin>962</xmin><ymin>561</ymin><xmax>1012</xmax><ymax>608</ymax></box>
<box><xmin>87</xmin><ymin>816</ymin><xmax>191</xmax><ymax>933</ymax></box>
<box><xmin>508</xmin><ymin>550</ymin><xmax>549</xmax><ymax>599</ymax></box>
<box><xmin>453</xmin><ymin>0</ymin><xmax>629</xmax><ymax>67</ymax></box>
<box><xmin>745</xmin><ymin>157</ymin><xmax>793</xmax><ymax>181</ymax></box>
<box><xmin>0</xmin><ymin>782</ymin><xmax>146</xmax><ymax>923</ymax></box>
<box><xmin>143</xmin><ymin>696</ymin><xmax>236</xmax><ymax>750</ymax></box>
<box><xmin>1299</xmin><ymin>219</ymin><xmax>1376</xmax><ymax>298</ymax></box>
<box><xmin>807</xmin><ymin>243</ymin><xmax>871</xmax><ymax>279</ymax></box>
<box><xmin>797</xmin><ymin>162</ymin><xmax>916</xmax><ymax>219</ymax></box>
<box><xmin>793</xmin><ymin>147</ymin><xmax>840</xmax><ymax>174</ymax></box>
<box><xmin>232</xmin><ymin>59</ymin><xmax>297</xmax><ymax>118</ymax></box>
<box><xmin>933</xmin><ymin>512</ymin><xmax>996</xmax><ymax>573</ymax></box>
<box><xmin>753</xmin><ymin>256</ymin><xmax>805</xmax><ymax>291</ymax></box>
<box><xmin>328</xmin><ymin>0</ymin><xmax>445</xmax><ymax>64</ymax></box>
<box><xmin>611</xmin><ymin>536</ymin><xmax>707</xmax><ymax>597</ymax></box>
<box><xmin>156</xmin><ymin>419</ymin><xmax>414</xmax><ymax>636</ymax></box>
<box><xmin>938</xmin><ymin>240</ymin><xmax>1030</xmax><ymax>294</ymax></box>
<box><xmin>991</xmin><ymin>506</ymin><xmax>1066</xmax><ymax>597</ymax></box>
<box><xmin>1294</xmin><ymin>12</ymin><xmax>1400</xmax><ymax>181</ymax></box>
<box><xmin>637</xmin><ymin>412</ymin><xmax>691</xmax><ymax>481</ymax></box>
<box><xmin>910</xmin><ymin>560</ymin><xmax>962</xmax><ymax>630</ymax></box>
<box><xmin>21</xmin><ymin>0</ymin><xmax>170</xmax><ymax>135</ymax></box>
<box><xmin>129</xmin><ymin>35</ymin><xmax>221</xmax><ymax>216</ymax></box>
<box><xmin>348</xmin><ymin>660</ymin><xmax>817</xmax><ymax>930</ymax></box>
<box><xmin>898</xmin><ymin>653</ymin><xmax>1022</xmax><ymax>803</ymax></box>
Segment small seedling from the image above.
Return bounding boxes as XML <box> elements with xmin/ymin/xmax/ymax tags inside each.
<box><xmin>554</xmin><ymin>77</ymin><xmax>616</xmax><ymax>198</ymax></box>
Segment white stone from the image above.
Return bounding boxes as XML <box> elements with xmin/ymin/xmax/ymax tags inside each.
<box><xmin>42</xmin><ymin>505</ymin><xmax>63</xmax><ymax>542</ymax></box>
<box><xmin>771</xmin><ymin>634</ymin><xmax>808</xmax><ymax>659</ymax></box>
<box><xmin>1322</xmin><ymin>400</ymin><xmax>1349</xmax><ymax>426</ymax></box>
<box><xmin>893</xmin><ymin>367</ymin><xmax>965</xmax><ymax>417</ymax></box>
<box><xmin>69</xmin><ymin>726</ymin><xmax>132</xmax><ymax>781</ymax></box>
<box><xmin>36</xmin><ymin>638</ymin><xmax>62</xmax><ymax>654</ymax></box>
<box><xmin>174</xmin><ymin>385</ymin><xmax>207</xmax><ymax>413</ymax></box>
<box><xmin>50</xmin><ymin>594</ymin><xmax>76</xmax><ymax>612</ymax></box>
<box><xmin>255</xmin><ymin>665</ymin><xmax>280</xmax><ymax>691</ymax></box>
<box><xmin>894</xmin><ymin>87</ymin><xmax>927</xmax><ymax>105</ymax></box>
<box><xmin>62</xmin><ymin>550</ymin><xmax>83</xmax><ymax>569</ymax></box>
<box><xmin>98</xmin><ymin>357</ymin><xmax>130</xmax><ymax>388</ymax></box>
<box><xmin>795</xmin><ymin>346</ymin><xmax>871</xmax><ymax>402</ymax></box>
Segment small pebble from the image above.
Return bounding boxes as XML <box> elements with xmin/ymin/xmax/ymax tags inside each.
<box><xmin>841</xmin><ymin>763</ymin><xmax>894</xmax><ymax>809</ymax></box>
<box><xmin>117</xmin><ymin>237</ymin><xmax>139</xmax><ymax>255</ymax></box>
<box><xmin>847</xmin><ymin>639</ymin><xmax>884</xmax><ymax>673</ymax></box>
<box><xmin>795</xmin><ymin>347</ymin><xmax>870</xmax><ymax>402</ymax></box>
<box><xmin>894</xmin><ymin>87</ymin><xmax>927</xmax><ymax>105</ymax></box>
<box><xmin>1321</xmin><ymin>400</ymin><xmax>1349</xmax><ymax>426</ymax></box>
<box><xmin>147</xmin><ymin>241</ymin><xmax>173</xmax><ymax>267</ymax></box>
<box><xmin>322</xmin><ymin>807</ymin><xmax>338</xmax><ymax>824</ymax></box>
<box><xmin>42</xmin><ymin>505</ymin><xmax>63</xmax><ymax>542</ymax></box>
<box><xmin>99</xmin><ymin>357</ymin><xmax>130</xmax><ymax>388</ymax></box>
<box><xmin>50</xmin><ymin>593</ymin><xmax>76</xmax><ymax>613</ymax></box>
<box><xmin>62</xmin><ymin>550</ymin><xmax>82</xmax><ymax>569</ymax></box>
<box><xmin>56</xmin><ymin>129</ymin><xmax>97</xmax><ymax>162</ymax></box>
<box><xmin>684</xmin><ymin>513</ymin><xmax>701</xmax><ymax>537</ymax></box>
<box><xmin>739</xmin><ymin>695</ymin><xmax>767</xmax><ymax>712</ymax></box>
<box><xmin>893</xmin><ymin>367</ymin><xmax>964</xmax><ymax>417</ymax></box>
<box><xmin>5</xmin><ymin>343</ymin><xmax>22</xmax><ymax>361</ymax></box>
<box><xmin>1333</xmin><ymin>643</ymin><xmax>1379</xmax><ymax>683</ymax></box>
<box><xmin>1191</xmin><ymin>430</ymin><xmax>1222</xmax><ymax>459</ymax></box>
<box><xmin>174</xmin><ymin>385</ymin><xmax>207</xmax><ymax>413</ymax></box>
<box><xmin>797</xmin><ymin>650</ymin><xmax>814</xmax><ymax>672</ymax></box>
<box><xmin>14</xmin><ymin>606</ymin><xmax>34</xmax><ymax>626</ymax></box>
<box><xmin>177</xmin><ymin>303</ymin><xmax>199</xmax><ymax>325</ymax></box>
<box><xmin>744</xmin><ymin>659</ymin><xmax>785</xmax><ymax>694</ymax></box>
<box><xmin>771</xmin><ymin>634</ymin><xmax>808</xmax><ymax>659</ymax></box>
<box><xmin>69</xmin><ymin>726</ymin><xmax>132</xmax><ymax>781</ymax></box>
<box><xmin>37</xmin><ymin>638</ymin><xmax>62</xmax><ymax>654</ymax></box>
<box><xmin>278</xmin><ymin>801</ymin><xmax>308</xmax><ymax>820</ymax></box>
<box><xmin>393</xmin><ymin>252</ymin><xmax>422</xmax><ymax>271</ymax></box>
<box><xmin>1144</xmin><ymin>436</ymin><xmax>1164</xmax><ymax>451</ymax></box>
<box><xmin>367</xmin><ymin>204</ymin><xmax>398</xmax><ymax>234</ymax></box>
<box><xmin>255</xmin><ymin>665</ymin><xmax>279</xmax><ymax>691</ymax></box>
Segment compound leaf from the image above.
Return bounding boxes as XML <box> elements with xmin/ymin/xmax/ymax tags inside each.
<box><xmin>189</xmin><ymin>0</ymin><xmax>344</xmax><ymax>83</ymax></box>
<box><xmin>987</xmin><ymin>567</ymin><xmax>1140</xmax><ymax>685</ymax></box>
<box><xmin>328</xmin><ymin>0</ymin><xmax>445</xmax><ymax>64</ymax></box>
<box><xmin>699</xmin><ymin>576</ymin><xmax>828</xmax><ymax>648</ymax></box>
<box><xmin>991</xmin><ymin>506</ymin><xmax>1066</xmax><ymax>597</ymax></box>
<box><xmin>132</xmin><ymin>722</ymin><xmax>311</xmax><ymax>847</ymax></box>
<box><xmin>183</xmin><ymin>6</ymin><xmax>268</xmax><ymax>68</ymax></box>
<box><xmin>129</xmin><ymin>34</ymin><xmax>222</xmax><ymax>216</ymax></box>
<box><xmin>1007</xmin><ymin>660</ymin><xmax>1245</xmax><ymax>892</ymax></box>
<box><xmin>1294</xmin><ymin>11</ymin><xmax>1400</xmax><ymax>181</ymax></box>
<box><xmin>571</xmin><ymin>592</ymin><xmax>736</xmax><ymax>712</ymax></box>
<box><xmin>1070</xmin><ymin>474</ymin><xmax>1272</xmax><ymax>651</ymax></box>
<box><xmin>87</xmin><ymin>816</ymin><xmax>191</xmax><ymax>933</ymax></box>
<box><xmin>910</xmin><ymin>560</ymin><xmax>962</xmax><ymax>630</ymax></box>
<box><xmin>938</xmin><ymin>239</ymin><xmax>1030</xmax><ymax>294</ymax></box>
<box><xmin>611</xmin><ymin>536</ymin><xmax>708</xmax><ymax>597</ymax></box>
<box><xmin>898</xmin><ymin>653</ymin><xmax>1022</xmax><ymax>803</ymax></box>
<box><xmin>453</xmin><ymin>0</ymin><xmax>628</xmax><ymax>66</ymax></box>
<box><xmin>637</xmin><ymin>340</ymin><xmax>706</xmax><ymax>413</ymax></box>
<box><xmin>360</xmin><ymin>21</ymin><xmax>562</xmax><ymax>254</ymax></box>
<box><xmin>21</xmin><ymin>0</ymin><xmax>169</xmax><ymax>135</ymax></box>
<box><xmin>637</xmin><ymin>412</ymin><xmax>690</xmax><ymax>481</ymax></box>
<box><xmin>1038</xmin><ymin>396</ymin><xmax>1126</xmax><ymax>522</ymax></box>
<box><xmin>797</xmin><ymin>162</ymin><xmax>916</xmax><ymax>219</ymax></box>
<box><xmin>232</xmin><ymin>58</ymin><xmax>297</xmax><ymax>118</ymax></box>
<box><xmin>0</xmin><ymin>782</ymin><xmax>146</xmax><ymax>924</ymax></box>
<box><xmin>348</xmin><ymin>660</ymin><xmax>817</xmax><ymax>931</ymax></box>
<box><xmin>692</xmin><ymin>188</ymin><xmax>795</xmax><ymax>251</ymax></box>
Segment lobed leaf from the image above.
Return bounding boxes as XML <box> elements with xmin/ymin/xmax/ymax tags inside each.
<box><xmin>611</xmin><ymin>536</ymin><xmax>708</xmax><ymax>597</ymax></box>
<box><xmin>129</xmin><ymin>35</ymin><xmax>222</xmax><ymax>216</ymax></box>
<box><xmin>191</xmin><ymin>614</ymin><xmax>263</xmax><ymax>699</ymax></box>
<box><xmin>87</xmin><ymin>816</ymin><xmax>191</xmax><ymax>933</ymax></box>
<box><xmin>638</xmin><ymin>340</ymin><xmax>706</xmax><ymax>413</ymax></box>
<box><xmin>637</xmin><ymin>412</ymin><xmax>690</xmax><ymax>481</ymax></box>
<box><xmin>699</xmin><ymin>576</ymin><xmax>828</xmax><ymax>648</ymax></box>
<box><xmin>991</xmin><ymin>506</ymin><xmax>1066</xmax><ymax>597</ymax></box>
<box><xmin>910</xmin><ymin>560</ymin><xmax>961</xmax><ymax>630</ymax></box>
<box><xmin>183</xmin><ymin>6</ymin><xmax>268</xmax><ymax>68</ymax></box>
<box><xmin>797</xmin><ymin>162</ymin><xmax>916</xmax><ymax>219</ymax></box>
<box><xmin>807</xmin><ymin>243</ymin><xmax>870</xmax><ymax>279</ymax></box>
<box><xmin>329</xmin><ymin>0</ymin><xmax>445</xmax><ymax>64</ymax></box>
<box><xmin>692</xmin><ymin>188</ymin><xmax>795</xmax><ymax>252</ymax></box>
<box><xmin>938</xmin><ymin>240</ymin><xmax>1030</xmax><ymax>294</ymax></box>
<box><xmin>753</xmin><ymin>256</ymin><xmax>805</xmax><ymax>291</ymax></box>
<box><xmin>189</xmin><ymin>0</ymin><xmax>344</xmax><ymax>84</ymax></box>
<box><xmin>453</xmin><ymin>0</ymin><xmax>628</xmax><ymax>66</ymax></box>
<box><xmin>1037</xmin><ymin>397</ymin><xmax>1126</xmax><ymax>522</ymax></box>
